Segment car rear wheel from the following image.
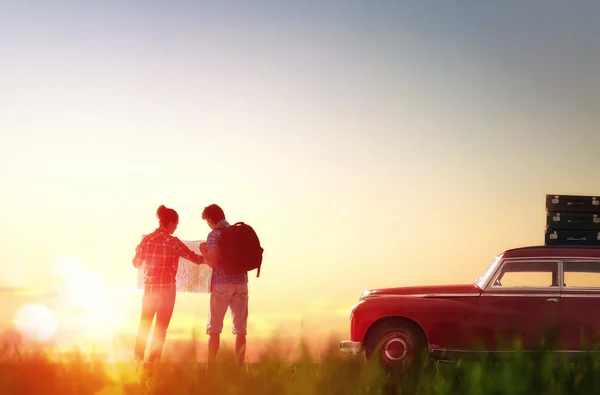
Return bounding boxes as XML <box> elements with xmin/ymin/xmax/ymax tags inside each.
<box><xmin>364</xmin><ymin>319</ymin><xmax>426</xmax><ymax>373</ymax></box>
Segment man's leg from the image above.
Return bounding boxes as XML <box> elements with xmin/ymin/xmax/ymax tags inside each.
<box><xmin>134</xmin><ymin>290</ymin><xmax>158</xmax><ymax>367</ymax></box>
<box><xmin>208</xmin><ymin>334</ymin><xmax>220</xmax><ymax>366</ymax></box>
<box><xmin>230</xmin><ymin>283</ymin><xmax>249</xmax><ymax>366</ymax></box>
<box><xmin>148</xmin><ymin>288</ymin><xmax>177</xmax><ymax>364</ymax></box>
<box><xmin>206</xmin><ymin>284</ymin><xmax>231</xmax><ymax>366</ymax></box>
<box><xmin>234</xmin><ymin>334</ymin><xmax>246</xmax><ymax>366</ymax></box>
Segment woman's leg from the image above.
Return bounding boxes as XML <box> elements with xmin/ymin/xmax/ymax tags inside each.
<box><xmin>148</xmin><ymin>288</ymin><xmax>177</xmax><ymax>363</ymax></box>
<box><xmin>134</xmin><ymin>290</ymin><xmax>158</xmax><ymax>364</ymax></box>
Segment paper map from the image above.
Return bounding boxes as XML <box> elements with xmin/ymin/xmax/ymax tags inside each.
<box><xmin>136</xmin><ymin>240</ymin><xmax>212</xmax><ymax>293</ymax></box>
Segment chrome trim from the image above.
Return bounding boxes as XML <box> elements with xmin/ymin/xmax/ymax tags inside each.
<box><xmin>367</xmin><ymin>291</ymin><xmax>578</xmax><ymax>298</ymax></box>
<box><xmin>481</xmin><ymin>293</ymin><xmax>561</xmax><ymax>297</ymax></box>
<box><xmin>339</xmin><ymin>340</ymin><xmax>363</xmax><ymax>354</ymax></box>
<box><xmin>560</xmin><ymin>258</ymin><xmax>600</xmax><ymax>290</ymax></box>
<box><xmin>480</xmin><ymin>292</ymin><xmax>600</xmax><ymax>297</ymax></box>
<box><xmin>479</xmin><ymin>255</ymin><xmax>600</xmax><ymax>291</ymax></box>
<box><xmin>482</xmin><ymin>286</ymin><xmax>560</xmax><ymax>295</ymax></box>
<box><xmin>364</xmin><ymin>293</ymin><xmax>481</xmax><ymax>299</ymax></box>
<box><xmin>384</xmin><ymin>338</ymin><xmax>408</xmax><ymax>361</ymax></box>
<box><xmin>359</xmin><ymin>290</ymin><xmax>372</xmax><ymax>300</ymax></box>
<box><xmin>475</xmin><ymin>255</ymin><xmax>503</xmax><ymax>290</ymax></box>
<box><xmin>507</xmin><ymin>256</ymin><xmax>600</xmax><ymax>261</ymax></box>
<box><xmin>421</xmin><ymin>293</ymin><xmax>481</xmax><ymax>298</ymax></box>
<box><xmin>560</xmin><ymin>258</ymin><xmax>600</xmax><ymax>265</ymax></box>
<box><xmin>433</xmin><ymin>349</ymin><xmax>600</xmax><ymax>355</ymax></box>
<box><xmin>484</xmin><ymin>258</ymin><xmax>562</xmax><ymax>292</ymax></box>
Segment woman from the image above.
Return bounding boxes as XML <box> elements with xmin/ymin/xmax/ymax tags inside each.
<box><xmin>132</xmin><ymin>205</ymin><xmax>204</xmax><ymax>368</ymax></box>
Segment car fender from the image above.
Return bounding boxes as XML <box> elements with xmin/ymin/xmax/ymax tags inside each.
<box><xmin>352</xmin><ymin>295</ymin><xmax>479</xmax><ymax>350</ymax></box>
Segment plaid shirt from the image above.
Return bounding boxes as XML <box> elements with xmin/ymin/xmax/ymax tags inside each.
<box><xmin>133</xmin><ymin>227</ymin><xmax>204</xmax><ymax>291</ymax></box>
<box><xmin>207</xmin><ymin>220</ymin><xmax>248</xmax><ymax>288</ymax></box>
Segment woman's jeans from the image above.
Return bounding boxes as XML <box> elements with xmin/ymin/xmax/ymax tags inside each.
<box><xmin>134</xmin><ymin>287</ymin><xmax>177</xmax><ymax>363</ymax></box>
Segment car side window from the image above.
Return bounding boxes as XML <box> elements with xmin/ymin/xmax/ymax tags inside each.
<box><xmin>563</xmin><ymin>261</ymin><xmax>600</xmax><ymax>288</ymax></box>
<box><xmin>491</xmin><ymin>260</ymin><xmax>559</xmax><ymax>288</ymax></box>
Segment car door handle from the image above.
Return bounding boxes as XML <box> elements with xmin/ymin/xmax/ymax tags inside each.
<box><xmin>546</xmin><ymin>298</ymin><xmax>559</xmax><ymax>303</ymax></box>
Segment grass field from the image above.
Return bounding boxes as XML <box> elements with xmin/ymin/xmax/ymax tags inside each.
<box><xmin>2</xmin><ymin>336</ymin><xmax>600</xmax><ymax>395</ymax></box>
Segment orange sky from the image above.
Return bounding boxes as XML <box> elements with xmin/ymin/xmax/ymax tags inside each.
<box><xmin>1</xmin><ymin>2</ymin><xmax>600</xmax><ymax>362</ymax></box>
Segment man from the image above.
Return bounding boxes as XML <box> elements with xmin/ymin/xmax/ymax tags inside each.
<box><xmin>200</xmin><ymin>204</ymin><xmax>249</xmax><ymax>367</ymax></box>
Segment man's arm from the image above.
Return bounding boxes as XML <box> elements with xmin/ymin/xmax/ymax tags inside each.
<box><xmin>173</xmin><ymin>237</ymin><xmax>204</xmax><ymax>265</ymax></box>
<box><xmin>203</xmin><ymin>232</ymin><xmax>219</xmax><ymax>268</ymax></box>
<box><xmin>203</xmin><ymin>249</ymin><xmax>218</xmax><ymax>268</ymax></box>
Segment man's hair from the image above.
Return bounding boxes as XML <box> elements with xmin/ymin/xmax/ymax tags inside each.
<box><xmin>202</xmin><ymin>204</ymin><xmax>226</xmax><ymax>224</ymax></box>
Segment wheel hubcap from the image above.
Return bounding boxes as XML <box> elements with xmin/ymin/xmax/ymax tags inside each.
<box><xmin>379</xmin><ymin>331</ymin><xmax>414</xmax><ymax>366</ymax></box>
<box><xmin>384</xmin><ymin>338</ymin><xmax>408</xmax><ymax>361</ymax></box>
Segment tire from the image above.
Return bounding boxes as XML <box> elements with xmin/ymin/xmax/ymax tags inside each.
<box><xmin>364</xmin><ymin>319</ymin><xmax>427</xmax><ymax>373</ymax></box>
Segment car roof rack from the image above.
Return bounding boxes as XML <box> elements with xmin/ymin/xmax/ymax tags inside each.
<box><xmin>505</xmin><ymin>245</ymin><xmax>600</xmax><ymax>252</ymax></box>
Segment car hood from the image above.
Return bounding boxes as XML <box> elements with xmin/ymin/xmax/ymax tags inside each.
<box><xmin>364</xmin><ymin>284</ymin><xmax>482</xmax><ymax>298</ymax></box>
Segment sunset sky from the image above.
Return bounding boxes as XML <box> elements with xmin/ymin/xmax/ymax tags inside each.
<box><xmin>1</xmin><ymin>1</ymin><xmax>600</xmax><ymax>360</ymax></box>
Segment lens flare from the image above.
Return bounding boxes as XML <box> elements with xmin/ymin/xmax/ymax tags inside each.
<box><xmin>13</xmin><ymin>303</ymin><xmax>58</xmax><ymax>342</ymax></box>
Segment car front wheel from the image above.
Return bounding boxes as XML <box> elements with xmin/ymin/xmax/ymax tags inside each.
<box><xmin>364</xmin><ymin>319</ymin><xmax>427</xmax><ymax>373</ymax></box>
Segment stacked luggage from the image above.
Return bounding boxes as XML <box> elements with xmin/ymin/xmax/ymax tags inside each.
<box><xmin>545</xmin><ymin>194</ymin><xmax>600</xmax><ymax>246</ymax></box>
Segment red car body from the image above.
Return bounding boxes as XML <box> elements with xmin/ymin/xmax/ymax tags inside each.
<box><xmin>340</xmin><ymin>245</ymin><xmax>600</xmax><ymax>369</ymax></box>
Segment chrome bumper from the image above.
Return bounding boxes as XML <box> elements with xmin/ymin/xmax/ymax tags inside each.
<box><xmin>339</xmin><ymin>340</ymin><xmax>363</xmax><ymax>354</ymax></box>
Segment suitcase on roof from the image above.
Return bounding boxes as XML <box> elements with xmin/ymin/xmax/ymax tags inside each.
<box><xmin>546</xmin><ymin>212</ymin><xmax>600</xmax><ymax>231</ymax></box>
<box><xmin>545</xmin><ymin>228</ymin><xmax>600</xmax><ymax>246</ymax></box>
<box><xmin>546</xmin><ymin>194</ymin><xmax>600</xmax><ymax>213</ymax></box>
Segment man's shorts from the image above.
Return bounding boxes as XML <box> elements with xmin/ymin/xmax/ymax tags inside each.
<box><xmin>206</xmin><ymin>282</ymin><xmax>249</xmax><ymax>335</ymax></box>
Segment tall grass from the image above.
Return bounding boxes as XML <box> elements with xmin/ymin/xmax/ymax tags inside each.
<box><xmin>2</xmin><ymin>336</ymin><xmax>600</xmax><ymax>394</ymax></box>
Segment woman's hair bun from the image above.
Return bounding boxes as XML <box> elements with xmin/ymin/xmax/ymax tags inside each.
<box><xmin>155</xmin><ymin>204</ymin><xmax>178</xmax><ymax>225</ymax></box>
<box><xmin>156</xmin><ymin>205</ymin><xmax>168</xmax><ymax>218</ymax></box>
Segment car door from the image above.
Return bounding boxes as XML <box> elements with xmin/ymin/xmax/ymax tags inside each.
<box><xmin>560</xmin><ymin>259</ymin><xmax>600</xmax><ymax>352</ymax></box>
<box><xmin>465</xmin><ymin>259</ymin><xmax>561</xmax><ymax>352</ymax></box>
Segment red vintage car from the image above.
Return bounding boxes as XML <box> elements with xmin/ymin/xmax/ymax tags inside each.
<box><xmin>340</xmin><ymin>245</ymin><xmax>600</xmax><ymax>370</ymax></box>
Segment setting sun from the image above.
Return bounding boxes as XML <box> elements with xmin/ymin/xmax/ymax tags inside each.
<box><xmin>13</xmin><ymin>303</ymin><xmax>57</xmax><ymax>342</ymax></box>
<box><xmin>56</xmin><ymin>256</ymin><xmax>111</xmax><ymax>308</ymax></box>
<box><xmin>52</xmin><ymin>257</ymin><xmax>130</xmax><ymax>341</ymax></box>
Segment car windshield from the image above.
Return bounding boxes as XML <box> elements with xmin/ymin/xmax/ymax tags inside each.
<box><xmin>474</xmin><ymin>255</ymin><xmax>502</xmax><ymax>289</ymax></box>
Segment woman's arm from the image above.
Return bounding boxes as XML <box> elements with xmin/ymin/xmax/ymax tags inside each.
<box><xmin>173</xmin><ymin>237</ymin><xmax>204</xmax><ymax>265</ymax></box>
<box><xmin>132</xmin><ymin>236</ymin><xmax>147</xmax><ymax>268</ymax></box>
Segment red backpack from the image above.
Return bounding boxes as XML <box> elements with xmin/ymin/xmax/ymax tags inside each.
<box><xmin>216</xmin><ymin>222</ymin><xmax>264</xmax><ymax>277</ymax></box>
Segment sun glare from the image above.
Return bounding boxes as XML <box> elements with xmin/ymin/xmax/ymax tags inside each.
<box><xmin>56</xmin><ymin>256</ymin><xmax>109</xmax><ymax>308</ymax></box>
<box><xmin>53</xmin><ymin>256</ymin><xmax>126</xmax><ymax>341</ymax></box>
<box><xmin>13</xmin><ymin>303</ymin><xmax>58</xmax><ymax>342</ymax></box>
<box><xmin>66</xmin><ymin>271</ymin><xmax>108</xmax><ymax>308</ymax></box>
<box><xmin>57</xmin><ymin>257</ymin><xmax>85</xmax><ymax>277</ymax></box>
